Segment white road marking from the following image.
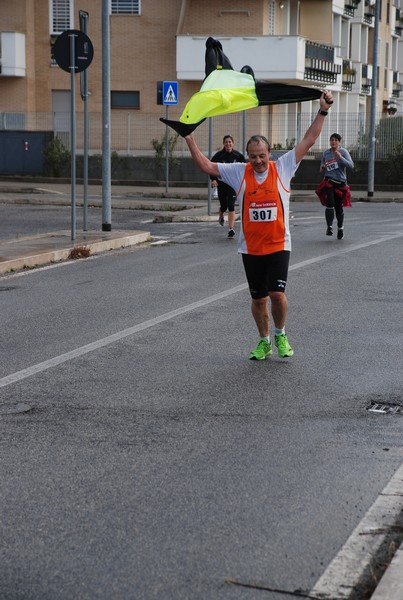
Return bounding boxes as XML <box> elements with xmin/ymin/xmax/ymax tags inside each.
<box><xmin>290</xmin><ymin>233</ymin><xmax>403</xmax><ymax>271</ymax></box>
<box><xmin>291</xmin><ymin>216</ymin><xmax>323</xmax><ymax>221</ymax></box>
<box><xmin>2</xmin><ymin>259</ymin><xmax>84</xmax><ymax>278</ymax></box>
<box><xmin>149</xmin><ymin>232</ymin><xmax>193</xmax><ymax>245</ymax></box>
<box><xmin>310</xmin><ymin>462</ymin><xmax>403</xmax><ymax>599</ymax></box>
<box><xmin>1</xmin><ymin>231</ymin><xmax>402</xmax><ymax>390</ymax></box>
<box><xmin>171</xmin><ymin>233</ymin><xmax>193</xmax><ymax>239</ymax></box>
<box><xmin>34</xmin><ymin>187</ymin><xmax>66</xmax><ymax>195</ymax></box>
<box><xmin>0</xmin><ymin>283</ymin><xmax>247</xmax><ymax>388</ymax></box>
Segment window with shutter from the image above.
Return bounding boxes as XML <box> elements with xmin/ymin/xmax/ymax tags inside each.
<box><xmin>50</xmin><ymin>0</ymin><xmax>73</xmax><ymax>35</ymax></box>
<box><xmin>111</xmin><ymin>0</ymin><xmax>141</xmax><ymax>15</ymax></box>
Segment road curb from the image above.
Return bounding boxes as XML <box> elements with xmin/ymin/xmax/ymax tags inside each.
<box><xmin>371</xmin><ymin>543</ymin><xmax>403</xmax><ymax>600</ymax></box>
<box><xmin>310</xmin><ymin>462</ymin><xmax>403</xmax><ymax>599</ymax></box>
<box><xmin>0</xmin><ymin>230</ymin><xmax>150</xmax><ymax>274</ymax></box>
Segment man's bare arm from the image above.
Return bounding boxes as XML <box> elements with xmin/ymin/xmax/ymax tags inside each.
<box><xmin>185</xmin><ymin>134</ymin><xmax>220</xmax><ymax>177</ymax></box>
<box><xmin>295</xmin><ymin>91</ymin><xmax>333</xmax><ymax>164</ymax></box>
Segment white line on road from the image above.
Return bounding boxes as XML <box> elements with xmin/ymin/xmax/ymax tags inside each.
<box><xmin>35</xmin><ymin>187</ymin><xmax>66</xmax><ymax>195</ymax></box>
<box><xmin>290</xmin><ymin>233</ymin><xmax>403</xmax><ymax>271</ymax></box>
<box><xmin>150</xmin><ymin>232</ymin><xmax>193</xmax><ymax>245</ymax></box>
<box><xmin>171</xmin><ymin>233</ymin><xmax>193</xmax><ymax>239</ymax></box>
<box><xmin>0</xmin><ymin>283</ymin><xmax>247</xmax><ymax>389</ymax></box>
<box><xmin>1</xmin><ymin>231</ymin><xmax>402</xmax><ymax>390</ymax></box>
<box><xmin>290</xmin><ymin>215</ymin><xmax>323</xmax><ymax>221</ymax></box>
<box><xmin>310</xmin><ymin>462</ymin><xmax>403</xmax><ymax>599</ymax></box>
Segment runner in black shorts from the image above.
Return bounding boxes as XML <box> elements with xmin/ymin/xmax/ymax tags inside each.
<box><xmin>242</xmin><ymin>251</ymin><xmax>290</xmax><ymax>298</ymax></box>
<box><xmin>218</xmin><ymin>186</ymin><xmax>236</xmax><ymax>218</ymax></box>
<box><xmin>211</xmin><ymin>135</ymin><xmax>245</xmax><ymax>238</ymax></box>
<box><xmin>184</xmin><ymin>90</ymin><xmax>334</xmax><ymax>360</ymax></box>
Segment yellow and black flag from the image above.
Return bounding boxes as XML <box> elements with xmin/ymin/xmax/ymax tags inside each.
<box><xmin>160</xmin><ymin>37</ymin><xmax>323</xmax><ymax>137</ymax></box>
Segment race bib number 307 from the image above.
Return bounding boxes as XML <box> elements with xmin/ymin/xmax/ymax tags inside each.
<box><xmin>249</xmin><ymin>207</ymin><xmax>278</xmax><ymax>222</ymax></box>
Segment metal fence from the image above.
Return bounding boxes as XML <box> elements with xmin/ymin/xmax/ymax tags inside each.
<box><xmin>0</xmin><ymin>109</ymin><xmax>402</xmax><ymax>159</ymax></box>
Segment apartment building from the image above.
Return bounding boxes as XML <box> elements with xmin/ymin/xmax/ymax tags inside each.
<box><xmin>0</xmin><ymin>0</ymin><xmax>401</xmax><ymax>153</ymax></box>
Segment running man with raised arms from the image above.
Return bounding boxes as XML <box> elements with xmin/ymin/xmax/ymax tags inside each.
<box><xmin>185</xmin><ymin>91</ymin><xmax>333</xmax><ymax>360</ymax></box>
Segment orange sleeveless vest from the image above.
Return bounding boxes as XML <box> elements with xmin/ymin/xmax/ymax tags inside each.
<box><xmin>241</xmin><ymin>162</ymin><xmax>286</xmax><ymax>255</ymax></box>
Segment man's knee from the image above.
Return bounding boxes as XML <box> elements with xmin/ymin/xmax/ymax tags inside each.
<box><xmin>252</xmin><ymin>296</ymin><xmax>269</xmax><ymax>310</ymax></box>
<box><xmin>268</xmin><ymin>291</ymin><xmax>285</xmax><ymax>304</ymax></box>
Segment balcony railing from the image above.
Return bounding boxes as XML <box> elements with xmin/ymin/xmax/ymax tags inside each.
<box><xmin>304</xmin><ymin>41</ymin><xmax>341</xmax><ymax>84</ymax></box>
<box><xmin>364</xmin><ymin>4</ymin><xmax>375</xmax><ymax>24</ymax></box>
<box><xmin>176</xmin><ymin>36</ymin><xmax>342</xmax><ymax>84</ymax></box>
<box><xmin>342</xmin><ymin>60</ymin><xmax>357</xmax><ymax>84</ymax></box>
<box><xmin>392</xmin><ymin>72</ymin><xmax>401</xmax><ymax>97</ymax></box>
<box><xmin>344</xmin><ymin>0</ymin><xmax>361</xmax><ymax>17</ymax></box>
<box><xmin>304</xmin><ymin>69</ymin><xmax>338</xmax><ymax>84</ymax></box>
<box><xmin>305</xmin><ymin>41</ymin><xmax>334</xmax><ymax>62</ymax></box>
<box><xmin>344</xmin><ymin>5</ymin><xmax>355</xmax><ymax>17</ymax></box>
<box><xmin>360</xmin><ymin>63</ymin><xmax>372</xmax><ymax>95</ymax></box>
<box><xmin>343</xmin><ymin>72</ymin><xmax>356</xmax><ymax>83</ymax></box>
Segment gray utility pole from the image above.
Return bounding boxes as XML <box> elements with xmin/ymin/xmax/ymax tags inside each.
<box><xmin>69</xmin><ymin>32</ymin><xmax>77</xmax><ymax>241</ymax></box>
<box><xmin>102</xmin><ymin>0</ymin><xmax>111</xmax><ymax>230</ymax></box>
<box><xmin>79</xmin><ymin>11</ymin><xmax>89</xmax><ymax>231</ymax></box>
<box><xmin>53</xmin><ymin>29</ymin><xmax>93</xmax><ymax>240</ymax></box>
<box><xmin>165</xmin><ymin>107</ymin><xmax>169</xmax><ymax>194</ymax></box>
<box><xmin>207</xmin><ymin>118</ymin><xmax>213</xmax><ymax>217</ymax></box>
<box><xmin>368</xmin><ymin>0</ymin><xmax>380</xmax><ymax>197</ymax></box>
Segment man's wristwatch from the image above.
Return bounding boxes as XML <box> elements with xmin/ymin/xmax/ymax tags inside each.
<box><xmin>318</xmin><ymin>109</ymin><xmax>328</xmax><ymax>116</ymax></box>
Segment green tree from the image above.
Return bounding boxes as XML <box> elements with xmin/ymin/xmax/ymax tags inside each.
<box><xmin>43</xmin><ymin>137</ymin><xmax>71</xmax><ymax>177</ymax></box>
<box><xmin>375</xmin><ymin>116</ymin><xmax>403</xmax><ymax>160</ymax></box>
<box><xmin>151</xmin><ymin>132</ymin><xmax>179</xmax><ymax>178</ymax></box>
<box><xmin>385</xmin><ymin>140</ymin><xmax>403</xmax><ymax>180</ymax></box>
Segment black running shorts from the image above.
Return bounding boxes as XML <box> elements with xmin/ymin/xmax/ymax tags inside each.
<box><xmin>218</xmin><ymin>187</ymin><xmax>237</xmax><ymax>213</ymax></box>
<box><xmin>242</xmin><ymin>250</ymin><xmax>290</xmax><ymax>299</ymax></box>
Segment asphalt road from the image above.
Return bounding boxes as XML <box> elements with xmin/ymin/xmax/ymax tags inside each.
<box><xmin>1</xmin><ymin>201</ymin><xmax>159</xmax><ymax>242</ymax></box>
<box><xmin>1</xmin><ymin>201</ymin><xmax>403</xmax><ymax>599</ymax></box>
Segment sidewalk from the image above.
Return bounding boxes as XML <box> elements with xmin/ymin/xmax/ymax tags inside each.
<box><xmin>0</xmin><ymin>182</ymin><xmax>208</xmax><ymax>274</ymax></box>
<box><xmin>1</xmin><ymin>180</ymin><xmax>403</xmax><ymax>275</ymax></box>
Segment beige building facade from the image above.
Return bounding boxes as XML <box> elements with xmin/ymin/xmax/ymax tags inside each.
<box><xmin>0</xmin><ymin>0</ymin><xmax>402</xmax><ymax>154</ymax></box>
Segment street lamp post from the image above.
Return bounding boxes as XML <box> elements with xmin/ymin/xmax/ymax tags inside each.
<box><xmin>368</xmin><ymin>0</ymin><xmax>380</xmax><ymax>198</ymax></box>
<box><xmin>102</xmin><ymin>0</ymin><xmax>111</xmax><ymax>230</ymax></box>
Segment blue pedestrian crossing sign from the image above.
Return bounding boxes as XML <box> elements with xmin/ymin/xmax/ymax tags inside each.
<box><xmin>163</xmin><ymin>81</ymin><xmax>178</xmax><ymax>105</ymax></box>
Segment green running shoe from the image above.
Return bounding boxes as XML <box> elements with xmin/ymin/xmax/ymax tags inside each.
<box><xmin>274</xmin><ymin>333</ymin><xmax>294</xmax><ymax>358</ymax></box>
<box><xmin>249</xmin><ymin>339</ymin><xmax>272</xmax><ymax>360</ymax></box>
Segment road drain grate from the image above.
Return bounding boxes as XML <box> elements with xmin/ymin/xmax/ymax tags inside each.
<box><xmin>367</xmin><ymin>401</ymin><xmax>403</xmax><ymax>415</ymax></box>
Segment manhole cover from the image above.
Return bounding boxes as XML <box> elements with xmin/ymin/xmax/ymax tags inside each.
<box><xmin>0</xmin><ymin>403</ymin><xmax>32</xmax><ymax>415</ymax></box>
<box><xmin>366</xmin><ymin>401</ymin><xmax>403</xmax><ymax>415</ymax></box>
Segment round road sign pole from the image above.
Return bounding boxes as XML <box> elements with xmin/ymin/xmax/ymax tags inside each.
<box><xmin>70</xmin><ymin>32</ymin><xmax>77</xmax><ymax>241</ymax></box>
<box><xmin>79</xmin><ymin>11</ymin><xmax>89</xmax><ymax>232</ymax></box>
<box><xmin>53</xmin><ymin>29</ymin><xmax>93</xmax><ymax>239</ymax></box>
